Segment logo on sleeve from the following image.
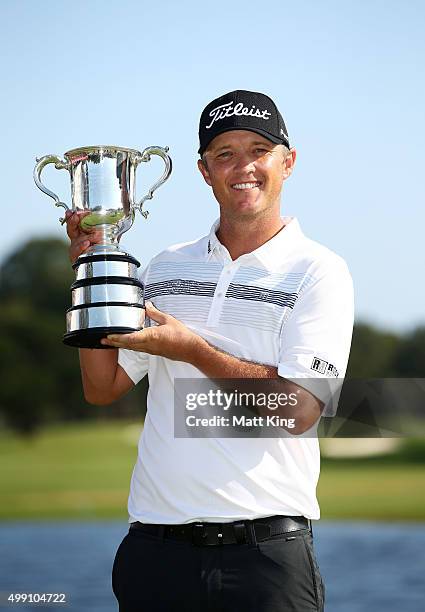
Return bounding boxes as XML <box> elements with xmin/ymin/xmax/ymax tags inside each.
<box><xmin>311</xmin><ymin>357</ymin><xmax>339</xmax><ymax>377</ymax></box>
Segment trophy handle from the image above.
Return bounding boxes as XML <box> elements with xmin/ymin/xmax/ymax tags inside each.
<box><xmin>134</xmin><ymin>146</ymin><xmax>172</xmax><ymax>219</ymax></box>
<box><xmin>33</xmin><ymin>154</ymin><xmax>71</xmax><ymax>224</ymax></box>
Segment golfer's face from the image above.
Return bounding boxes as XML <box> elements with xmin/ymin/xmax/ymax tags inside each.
<box><xmin>198</xmin><ymin>130</ymin><xmax>289</xmax><ymax>221</ymax></box>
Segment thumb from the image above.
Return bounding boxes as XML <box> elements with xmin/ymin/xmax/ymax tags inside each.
<box><xmin>145</xmin><ymin>301</ymin><xmax>168</xmax><ymax>325</ymax></box>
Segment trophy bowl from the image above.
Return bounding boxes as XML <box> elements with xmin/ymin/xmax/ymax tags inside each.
<box><xmin>34</xmin><ymin>145</ymin><xmax>172</xmax><ymax>348</ymax></box>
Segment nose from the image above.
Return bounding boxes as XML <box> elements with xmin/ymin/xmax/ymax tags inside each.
<box><xmin>234</xmin><ymin>150</ymin><xmax>256</xmax><ymax>173</ymax></box>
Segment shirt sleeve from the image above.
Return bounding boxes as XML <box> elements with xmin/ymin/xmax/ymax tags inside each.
<box><xmin>117</xmin><ymin>262</ymin><xmax>151</xmax><ymax>385</ymax></box>
<box><xmin>277</xmin><ymin>256</ymin><xmax>354</xmax><ymax>416</ymax></box>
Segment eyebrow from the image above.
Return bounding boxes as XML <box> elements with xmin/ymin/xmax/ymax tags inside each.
<box><xmin>210</xmin><ymin>141</ymin><xmax>273</xmax><ymax>154</ymax></box>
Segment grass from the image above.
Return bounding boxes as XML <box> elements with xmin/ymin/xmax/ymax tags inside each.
<box><xmin>318</xmin><ymin>464</ymin><xmax>425</xmax><ymax>521</ymax></box>
<box><xmin>0</xmin><ymin>420</ymin><xmax>424</xmax><ymax>521</ymax></box>
<box><xmin>0</xmin><ymin>420</ymin><xmax>141</xmax><ymax>520</ymax></box>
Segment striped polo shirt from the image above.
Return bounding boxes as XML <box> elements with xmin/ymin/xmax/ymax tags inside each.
<box><xmin>118</xmin><ymin>216</ymin><xmax>354</xmax><ymax>523</ymax></box>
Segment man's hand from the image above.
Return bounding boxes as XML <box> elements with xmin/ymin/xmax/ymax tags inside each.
<box><xmin>101</xmin><ymin>302</ymin><xmax>323</xmax><ymax>432</ymax></box>
<box><xmin>65</xmin><ymin>210</ymin><xmax>103</xmax><ymax>264</ymax></box>
<box><xmin>100</xmin><ymin>302</ymin><xmax>204</xmax><ymax>362</ymax></box>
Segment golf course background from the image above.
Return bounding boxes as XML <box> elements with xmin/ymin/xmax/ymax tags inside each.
<box><xmin>1</xmin><ymin>420</ymin><xmax>424</xmax><ymax>522</ymax></box>
<box><xmin>1</xmin><ymin>238</ymin><xmax>424</xmax><ymax>522</ymax></box>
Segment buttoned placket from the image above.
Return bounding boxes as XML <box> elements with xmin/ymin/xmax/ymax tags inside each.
<box><xmin>207</xmin><ymin>245</ymin><xmax>244</xmax><ymax>328</ymax></box>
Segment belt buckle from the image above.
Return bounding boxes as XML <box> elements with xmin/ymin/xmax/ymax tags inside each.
<box><xmin>192</xmin><ymin>523</ymin><xmax>208</xmax><ymax>546</ymax></box>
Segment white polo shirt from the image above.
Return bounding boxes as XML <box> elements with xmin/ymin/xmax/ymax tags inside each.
<box><xmin>118</xmin><ymin>217</ymin><xmax>354</xmax><ymax>523</ymax></box>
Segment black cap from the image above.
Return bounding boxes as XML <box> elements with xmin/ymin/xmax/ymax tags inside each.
<box><xmin>198</xmin><ymin>89</ymin><xmax>290</xmax><ymax>156</ymax></box>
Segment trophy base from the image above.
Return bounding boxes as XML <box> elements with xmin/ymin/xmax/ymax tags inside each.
<box><xmin>63</xmin><ymin>327</ymin><xmax>139</xmax><ymax>349</ymax></box>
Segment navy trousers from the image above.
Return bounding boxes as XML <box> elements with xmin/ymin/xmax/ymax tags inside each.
<box><xmin>112</xmin><ymin>522</ymin><xmax>325</xmax><ymax>611</ymax></box>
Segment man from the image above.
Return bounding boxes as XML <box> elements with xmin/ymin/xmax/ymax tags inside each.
<box><xmin>66</xmin><ymin>90</ymin><xmax>354</xmax><ymax>611</ymax></box>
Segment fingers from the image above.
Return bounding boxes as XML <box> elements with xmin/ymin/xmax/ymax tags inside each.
<box><xmin>69</xmin><ymin>231</ymin><xmax>105</xmax><ymax>263</ymax></box>
<box><xmin>101</xmin><ymin>331</ymin><xmax>146</xmax><ymax>349</ymax></box>
<box><xmin>65</xmin><ymin>210</ymin><xmax>103</xmax><ymax>264</ymax></box>
<box><xmin>69</xmin><ymin>235</ymin><xmax>92</xmax><ymax>264</ymax></box>
<box><xmin>145</xmin><ymin>301</ymin><xmax>169</xmax><ymax>325</ymax></box>
<box><xmin>65</xmin><ymin>210</ymin><xmax>90</xmax><ymax>240</ymax></box>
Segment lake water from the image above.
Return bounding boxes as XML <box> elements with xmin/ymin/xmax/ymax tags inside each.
<box><xmin>0</xmin><ymin>521</ymin><xmax>424</xmax><ymax>611</ymax></box>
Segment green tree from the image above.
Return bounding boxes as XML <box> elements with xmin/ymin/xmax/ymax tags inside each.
<box><xmin>0</xmin><ymin>236</ymin><xmax>147</xmax><ymax>436</ymax></box>
<box><xmin>0</xmin><ymin>237</ymin><xmax>73</xmax><ymax>313</ymax></box>
<box><xmin>392</xmin><ymin>326</ymin><xmax>425</xmax><ymax>376</ymax></box>
<box><xmin>347</xmin><ymin>322</ymin><xmax>400</xmax><ymax>377</ymax></box>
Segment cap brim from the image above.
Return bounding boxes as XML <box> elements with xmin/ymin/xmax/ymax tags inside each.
<box><xmin>198</xmin><ymin>126</ymin><xmax>289</xmax><ymax>155</ymax></box>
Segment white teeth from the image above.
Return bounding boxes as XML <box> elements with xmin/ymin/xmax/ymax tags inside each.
<box><xmin>232</xmin><ymin>182</ymin><xmax>261</xmax><ymax>190</ymax></box>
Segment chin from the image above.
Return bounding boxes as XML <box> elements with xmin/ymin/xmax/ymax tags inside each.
<box><xmin>232</xmin><ymin>194</ymin><xmax>263</xmax><ymax>209</ymax></box>
<box><xmin>231</xmin><ymin>206</ymin><xmax>265</xmax><ymax>220</ymax></box>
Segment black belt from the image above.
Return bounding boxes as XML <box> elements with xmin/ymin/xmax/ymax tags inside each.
<box><xmin>129</xmin><ymin>515</ymin><xmax>311</xmax><ymax>546</ymax></box>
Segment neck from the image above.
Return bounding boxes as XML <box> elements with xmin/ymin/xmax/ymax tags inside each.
<box><xmin>216</xmin><ymin>212</ymin><xmax>286</xmax><ymax>260</ymax></box>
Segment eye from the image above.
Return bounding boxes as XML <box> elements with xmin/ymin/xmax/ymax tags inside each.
<box><xmin>255</xmin><ymin>147</ymin><xmax>268</xmax><ymax>154</ymax></box>
<box><xmin>217</xmin><ymin>151</ymin><xmax>232</xmax><ymax>160</ymax></box>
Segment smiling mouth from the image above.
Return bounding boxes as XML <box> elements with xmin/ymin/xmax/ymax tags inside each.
<box><xmin>231</xmin><ymin>181</ymin><xmax>262</xmax><ymax>190</ymax></box>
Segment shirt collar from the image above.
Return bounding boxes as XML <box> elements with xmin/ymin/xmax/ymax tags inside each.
<box><xmin>206</xmin><ymin>218</ymin><xmax>222</xmax><ymax>260</ymax></box>
<box><xmin>206</xmin><ymin>216</ymin><xmax>304</xmax><ymax>265</ymax></box>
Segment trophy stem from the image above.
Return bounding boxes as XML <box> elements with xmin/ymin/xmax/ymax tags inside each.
<box><xmin>99</xmin><ymin>224</ymin><xmax>118</xmax><ymax>245</ymax></box>
<box><xmin>85</xmin><ymin>224</ymin><xmax>120</xmax><ymax>253</ymax></box>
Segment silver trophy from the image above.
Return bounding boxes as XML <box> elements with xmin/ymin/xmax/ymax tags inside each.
<box><xmin>34</xmin><ymin>145</ymin><xmax>172</xmax><ymax>348</ymax></box>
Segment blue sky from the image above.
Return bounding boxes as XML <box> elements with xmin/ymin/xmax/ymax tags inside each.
<box><xmin>1</xmin><ymin>0</ymin><xmax>424</xmax><ymax>332</ymax></box>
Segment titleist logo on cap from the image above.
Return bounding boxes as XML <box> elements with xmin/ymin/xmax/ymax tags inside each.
<box><xmin>198</xmin><ymin>89</ymin><xmax>290</xmax><ymax>155</ymax></box>
<box><xmin>205</xmin><ymin>101</ymin><xmax>272</xmax><ymax>130</ymax></box>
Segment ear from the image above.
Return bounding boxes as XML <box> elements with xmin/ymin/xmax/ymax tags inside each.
<box><xmin>197</xmin><ymin>158</ymin><xmax>212</xmax><ymax>186</ymax></box>
<box><xmin>282</xmin><ymin>148</ymin><xmax>297</xmax><ymax>180</ymax></box>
